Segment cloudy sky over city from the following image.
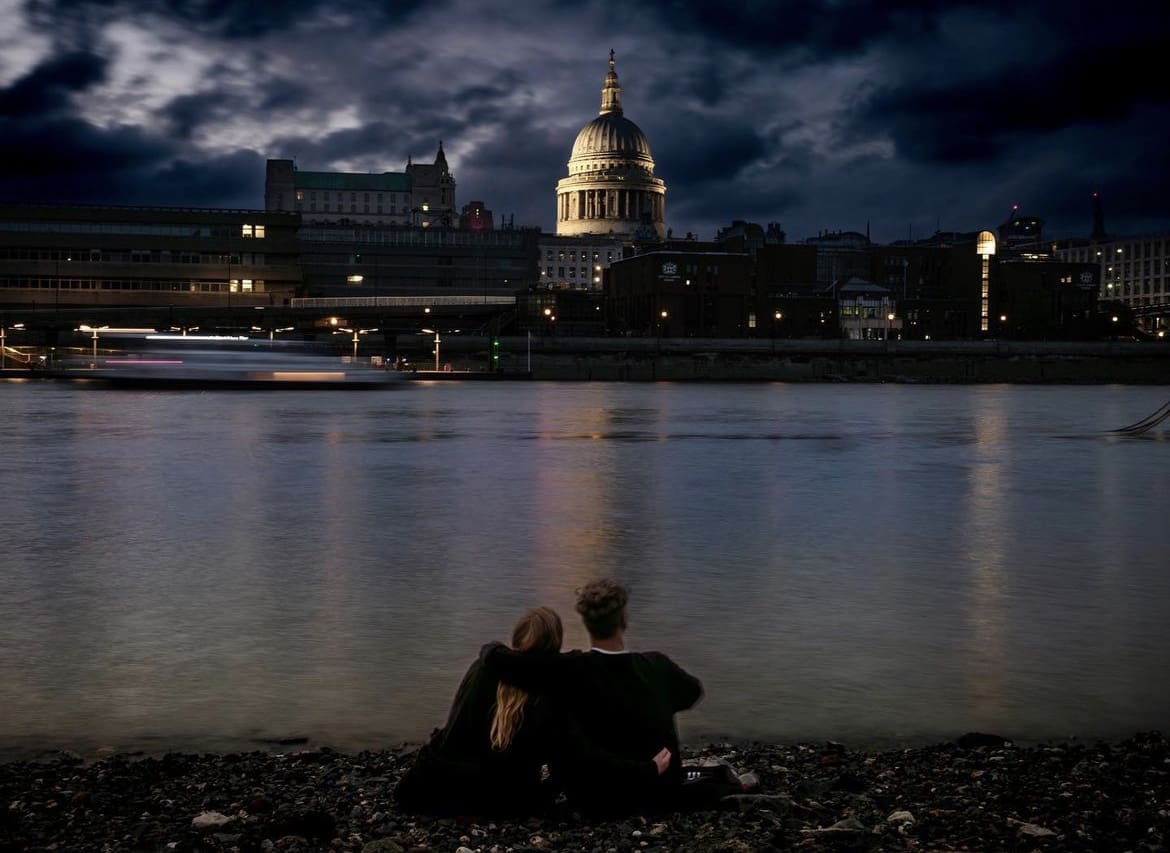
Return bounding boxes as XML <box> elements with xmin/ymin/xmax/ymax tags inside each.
<box><xmin>1</xmin><ymin>0</ymin><xmax>1167</xmax><ymax>243</ymax></box>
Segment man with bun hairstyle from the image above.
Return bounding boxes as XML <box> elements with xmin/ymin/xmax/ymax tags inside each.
<box><xmin>483</xmin><ymin>578</ymin><xmax>703</xmax><ymax>814</ymax></box>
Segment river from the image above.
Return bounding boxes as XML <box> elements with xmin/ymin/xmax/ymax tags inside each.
<box><xmin>1</xmin><ymin>379</ymin><xmax>1168</xmax><ymax>757</ymax></box>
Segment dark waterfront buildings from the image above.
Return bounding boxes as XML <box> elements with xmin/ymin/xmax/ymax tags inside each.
<box><xmin>297</xmin><ymin>223</ymin><xmax>538</xmax><ymax>300</ymax></box>
<box><xmin>0</xmin><ymin>204</ymin><xmax>300</xmax><ymax>309</ymax></box>
<box><xmin>596</xmin><ymin>223</ymin><xmax>1102</xmax><ymax>341</ymax></box>
<box><xmin>0</xmin><ymin>201</ymin><xmax>1114</xmax><ymax>344</ymax></box>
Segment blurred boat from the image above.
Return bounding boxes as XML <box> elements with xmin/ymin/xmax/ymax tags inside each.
<box><xmin>52</xmin><ymin>347</ymin><xmax>407</xmax><ymax>390</ymax></box>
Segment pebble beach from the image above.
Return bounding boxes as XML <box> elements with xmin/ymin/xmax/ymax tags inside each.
<box><xmin>3</xmin><ymin>732</ymin><xmax>1168</xmax><ymax>852</ymax></box>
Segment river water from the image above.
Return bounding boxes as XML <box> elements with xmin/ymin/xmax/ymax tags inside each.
<box><xmin>1</xmin><ymin>379</ymin><xmax>1168</xmax><ymax>757</ymax></box>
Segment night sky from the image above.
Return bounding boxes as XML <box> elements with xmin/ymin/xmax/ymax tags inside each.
<box><xmin>1</xmin><ymin>0</ymin><xmax>1168</xmax><ymax>243</ymax></box>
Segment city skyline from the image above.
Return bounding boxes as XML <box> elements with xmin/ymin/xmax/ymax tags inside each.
<box><xmin>1</xmin><ymin>0</ymin><xmax>1168</xmax><ymax>243</ymax></box>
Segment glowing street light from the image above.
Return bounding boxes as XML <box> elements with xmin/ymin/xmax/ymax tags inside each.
<box><xmin>338</xmin><ymin>327</ymin><xmax>377</xmax><ymax>360</ymax></box>
<box><xmin>422</xmin><ymin>327</ymin><xmax>441</xmax><ymax>371</ymax></box>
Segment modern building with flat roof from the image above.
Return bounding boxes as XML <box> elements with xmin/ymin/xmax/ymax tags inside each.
<box><xmin>0</xmin><ymin>204</ymin><xmax>301</xmax><ymax>309</ymax></box>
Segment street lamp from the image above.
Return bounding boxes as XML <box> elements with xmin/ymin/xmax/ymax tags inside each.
<box><xmin>422</xmin><ymin>327</ymin><xmax>441</xmax><ymax>370</ymax></box>
<box><xmin>338</xmin><ymin>327</ymin><xmax>376</xmax><ymax>361</ymax></box>
<box><xmin>886</xmin><ymin>312</ymin><xmax>895</xmax><ymax>341</ymax></box>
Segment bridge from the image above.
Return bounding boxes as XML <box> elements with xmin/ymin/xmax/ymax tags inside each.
<box><xmin>0</xmin><ymin>295</ymin><xmax>519</xmax><ymax>341</ymax></box>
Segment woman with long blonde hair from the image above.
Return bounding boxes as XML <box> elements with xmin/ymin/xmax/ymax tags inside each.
<box><xmin>490</xmin><ymin>606</ymin><xmax>562</xmax><ymax>750</ymax></box>
<box><xmin>395</xmin><ymin>607</ymin><xmax>564</xmax><ymax>816</ymax></box>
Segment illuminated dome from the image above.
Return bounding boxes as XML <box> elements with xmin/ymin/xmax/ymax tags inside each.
<box><xmin>570</xmin><ymin>115</ymin><xmax>653</xmax><ymax>165</ymax></box>
<box><xmin>556</xmin><ymin>52</ymin><xmax>665</xmax><ymax>238</ymax></box>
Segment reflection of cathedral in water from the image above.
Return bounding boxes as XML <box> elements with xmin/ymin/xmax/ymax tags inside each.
<box><xmin>556</xmin><ymin>52</ymin><xmax>666</xmax><ymax>240</ymax></box>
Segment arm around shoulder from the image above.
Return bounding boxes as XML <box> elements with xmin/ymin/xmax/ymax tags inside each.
<box><xmin>482</xmin><ymin>643</ymin><xmax>574</xmax><ymax>692</ymax></box>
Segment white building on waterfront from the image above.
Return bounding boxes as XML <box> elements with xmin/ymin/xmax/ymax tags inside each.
<box><xmin>1054</xmin><ymin>233</ymin><xmax>1170</xmax><ymax>311</ymax></box>
<box><xmin>536</xmin><ymin>233</ymin><xmax>626</xmax><ymax>291</ymax></box>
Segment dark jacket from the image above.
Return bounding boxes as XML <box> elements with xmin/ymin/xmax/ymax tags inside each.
<box><xmin>482</xmin><ymin>643</ymin><xmax>703</xmax><ymax>814</ymax></box>
<box><xmin>394</xmin><ymin>653</ymin><xmax>656</xmax><ymax>816</ymax></box>
<box><xmin>394</xmin><ymin>656</ymin><xmax>555</xmax><ymax>816</ymax></box>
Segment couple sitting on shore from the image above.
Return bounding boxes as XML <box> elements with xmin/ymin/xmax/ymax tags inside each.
<box><xmin>394</xmin><ymin>578</ymin><xmax>752</xmax><ymax>817</ymax></box>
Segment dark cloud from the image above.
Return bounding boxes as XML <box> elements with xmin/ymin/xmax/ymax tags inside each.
<box><xmin>0</xmin><ymin>115</ymin><xmax>166</xmax><ymax>180</ymax></box>
<box><xmin>0</xmin><ymin>50</ymin><xmax>262</xmax><ymax>208</ymax></box>
<box><xmin>163</xmin><ymin>91</ymin><xmax>236</xmax><ymax>138</ymax></box>
<box><xmin>146</xmin><ymin>150</ymin><xmax>265</xmax><ymax>207</ymax></box>
<box><xmin>857</xmin><ymin>34</ymin><xmax>1170</xmax><ymax>165</ymax></box>
<box><xmin>604</xmin><ymin>0</ymin><xmax>983</xmax><ymax>58</ymax></box>
<box><xmin>259</xmin><ymin>78</ymin><xmax>313</xmax><ymax>112</ymax></box>
<box><xmin>654</xmin><ymin>119</ymin><xmax>769</xmax><ymax>188</ymax></box>
<box><xmin>0</xmin><ymin>51</ymin><xmax>106</xmax><ymax>117</ymax></box>
<box><xmin>0</xmin><ymin>108</ymin><xmax>263</xmax><ymax>207</ymax></box>
<box><xmin>3</xmin><ymin>0</ymin><xmax>1170</xmax><ymax>241</ymax></box>
<box><xmin>269</xmin><ymin>122</ymin><xmax>408</xmax><ymax>167</ymax></box>
<box><xmin>23</xmin><ymin>0</ymin><xmax>435</xmax><ymax>39</ymax></box>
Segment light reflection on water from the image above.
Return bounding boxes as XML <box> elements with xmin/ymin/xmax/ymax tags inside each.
<box><xmin>1</xmin><ymin>381</ymin><xmax>1168</xmax><ymax>757</ymax></box>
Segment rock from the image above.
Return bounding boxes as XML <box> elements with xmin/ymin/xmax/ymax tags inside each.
<box><xmin>1009</xmin><ymin>818</ymin><xmax>1058</xmax><ymax>838</ymax></box>
<box><xmin>192</xmin><ymin>810</ymin><xmax>234</xmax><ymax>830</ymax></box>
<box><xmin>802</xmin><ymin>816</ymin><xmax>867</xmax><ymax>834</ymax></box>
<box><xmin>710</xmin><ymin>841</ymin><xmax>755</xmax><ymax>852</ymax></box>
<box><xmin>361</xmin><ymin>841</ymin><xmax>404</xmax><ymax>853</ymax></box>
<box><xmin>956</xmin><ymin>732</ymin><xmax>1011</xmax><ymax>749</ymax></box>
<box><xmin>886</xmin><ymin>810</ymin><xmax>915</xmax><ymax>824</ymax></box>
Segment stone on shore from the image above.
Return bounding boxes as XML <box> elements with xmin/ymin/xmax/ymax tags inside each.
<box><xmin>0</xmin><ymin>732</ymin><xmax>1166</xmax><ymax>852</ymax></box>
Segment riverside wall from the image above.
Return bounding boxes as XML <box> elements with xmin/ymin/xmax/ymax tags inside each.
<box><xmin>399</xmin><ymin>336</ymin><xmax>1170</xmax><ymax>383</ymax></box>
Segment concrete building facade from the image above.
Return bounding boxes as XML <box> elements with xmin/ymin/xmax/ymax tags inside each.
<box><xmin>1055</xmin><ymin>233</ymin><xmax>1170</xmax><ymax>318</ymax></box>
<box><xmin>0</xmin><ymin>204</ymin><xmax>301</xmax><ymax>309</ymax></box>
<box><xmin>537</xmin><ymin>234</ymin><xmax>627</xmax><ymax>291</ymax></box>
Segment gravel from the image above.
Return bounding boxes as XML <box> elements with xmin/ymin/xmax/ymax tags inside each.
<box><xmin>2</xmin><ymin>732</ymin><xmax>1167</xmax><ymax>852</ymax></box>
